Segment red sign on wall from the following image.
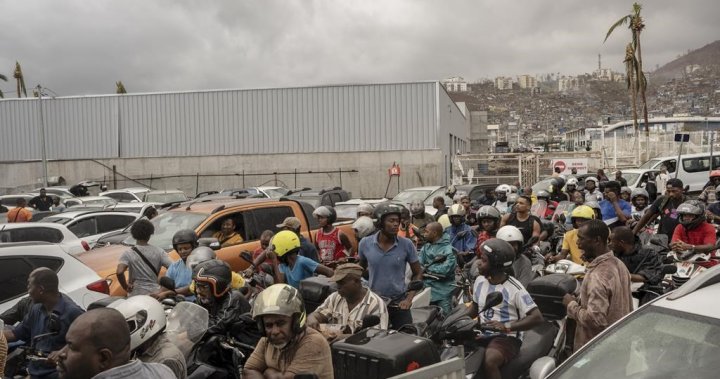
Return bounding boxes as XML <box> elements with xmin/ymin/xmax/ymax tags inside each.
<box><xmin>388</xmin><ymin>163</ymin><xmax>401</xmax><ymax>177</ymax></box>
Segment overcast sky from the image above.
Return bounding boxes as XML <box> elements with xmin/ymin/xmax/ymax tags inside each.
<box><xmin>1</xmin><ymin>0</ymin><xmax>718</xmax><ymax>97</ymax></box>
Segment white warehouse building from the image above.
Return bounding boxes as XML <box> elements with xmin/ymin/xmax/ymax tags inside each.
<box><xmin>0</xmin><ymin>82</ymin><xmax>469</xmax><ymax>198</ymax></box>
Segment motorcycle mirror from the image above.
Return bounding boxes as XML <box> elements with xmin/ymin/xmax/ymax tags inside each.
<box><xmin>239</xmin><ymin>251</ymin><xmax>255</xmax><ymax>264</ymax></box>
<box><xmin>159</xmin><ymin>276</ymin><xmax>176</xmax><ymax>291</ymax></box>
<box><xmin>407</xmin><ymin>280</ymin><xmax>424</xmax><ymax>292</ymax></box>
<box><xmin>360</xmin><ymin>315</ymin><xmax>381</xmax><ymax>329</ymax></box>
<box><xmin>481</xmin><ymin>292</ymin><xmax>504</xmax><ymax>313</ymax></box>
<box><xmin>661</xmin><ymin>265</ymin><xmax>678</xmax><ymax>275</ymax></box>
<box><xmin>161</xmin><ymin>298</ymin><xmax>177</xmax><ymax>307</ymax></box>
<box><xmin>198</xmin><ymin>237</ymin><xmax>221</xmax><ymax>250</ymax></box>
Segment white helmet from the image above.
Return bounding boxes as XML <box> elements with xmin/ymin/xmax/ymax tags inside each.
<box><xmin>496</xmin><ymin>225</ymin><xmax>524</xmax><ymax>244</ymax></box>
<box><xmin>509</xmin><ymin>185</ymin><xmax>518</xmax><ymax>194</ymax></box>
<box><xmin>448</xmin><ymin>204</ymin><xmax>466</xmax><ymax>217</ymax></box>
<box><xmin>495</xmin><ymin>184</ymin><xmax>512</xmax><ymax>195</ymax></box>
<box><xmin>566</xmin><ymin>178</ymin><xmax>578</xmax><ymax>186</ymax></box>
<box><xmin>356</xmin><ymin>203</ymin><xmax>374</xmax><ymax>217</ymax></box>
<box><xmin>352</xmin><ymin>216</ymin><xmax>376</xmax><ymax>239</ymax></box>
<box><xmin>585</xmin><ymin>177</ymin><xmax>599</xmax><ymax>185</ymax></box>
<box><xmin>108</xmin><ymin>295</ymin><xmax>166</xmax><ymax>351</ymax></box>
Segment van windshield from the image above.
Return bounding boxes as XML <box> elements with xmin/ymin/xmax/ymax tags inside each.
<box><xmin>639</xmin><ymin>159</ymin><xmax>661</xmax><ymax>169</ymax></box>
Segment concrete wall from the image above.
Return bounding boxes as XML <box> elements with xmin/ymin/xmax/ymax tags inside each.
<box><xmin>1</xmin><ymin>149</ymin><xmax>444</xmax><ymax>199</ymax></box>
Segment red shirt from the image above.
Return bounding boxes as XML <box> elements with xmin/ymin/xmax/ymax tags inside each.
<box><xmin>671</xmin><ymin>222</ymin><xmax>716</xmax><ymax>246</ymax></box>
<box><xmin>316</xmin><ymin>227</ymin><xmax>347</xmax><ymax>264</ymax></box>
<box><xmin>253</xmin><ymin>247</ymin><xmax>272</xmax><ymax>266</ymax></box>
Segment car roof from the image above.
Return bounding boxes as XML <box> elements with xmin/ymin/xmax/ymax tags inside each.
<box><xmin>46</xmin><ymin>210</ymin><xmax>139</xmax><ymax>218</ymax></box>
<box><xmin>398</xmin><ymin>186</ymin><xmax>444</xmax><ymax>191</ymax></box>
<box><xmin>0</xmin><ymin>222</ymin><xmax>70</xmax><ymax>231</ymax></box>
<box><xmin>146</xmin><ymin>189</ymin><xmax>184</xmax><ymax>194</ymax></box>
<box><xmin>110</xmin><ymin>202</ymin><xmax>162</xmax><ymax>208</ymax></box>
<box><xmin>165</xmin><ymin>197</ymin><xmax>285</xmax><ymax>213</ymax></box>
<box><xmin>76</xmin><ymin>196</ymin><xmax>115</xmax><ymax>201</ymax></box>
<box><xmin>335</xmin><ymin>198</ymin><xmax>388</xmax><ymax>205</ymax></box>
<box><xmin>645</xmin><ymin>152</ymin><xmax>715</xmax><ymax>160</ymax></box>
<box><xmin>0</xmin><ymin>194</ymin><xmax>34</xmax><ymax>199</ymax></box>
<box><xmin>612</xmin><ymin>168</ymin><xmax>658</xmax><ymax>174</ymax></box>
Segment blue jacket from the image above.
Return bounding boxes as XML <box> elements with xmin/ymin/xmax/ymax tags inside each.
<box><xmin>446</xmin><ymin>223</ymin><xmax>476</xmax><ymax>253</ymax></box>
<box><xmin>419</xmin><ymin>235</ymin><xmax>457</xmax><ymax>312</ymax></box>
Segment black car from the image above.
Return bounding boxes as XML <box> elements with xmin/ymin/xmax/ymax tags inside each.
<box><xmin>282</xmin><ymin>187</ymin><xmax>351</xmax><ymax>208</ymax></box>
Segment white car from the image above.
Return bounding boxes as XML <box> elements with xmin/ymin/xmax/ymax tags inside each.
<box><xmin>144</xmin><ymin>190</ymin><xmax>188</xmax><ymax>204</ymax></box>
<box><xmin>392</xmin><ymin>186</ymin><xmax>452</xmax><ymax>216</ymax></box>
<box><xmin>43</xmin><ymin>211</ymin><xmax>140</xmax><ymax>248</ymax></box>
<box><xmin>0</xmin><ymin>194</ymin><xmax>35</xmax><ymax>210</ymax></box>
<box><xmin>334</xmin><ymin>198</ymin><xmax>388</xmax><ymax>219</ymax></box>
<box><xmin>63</xmin><ymin>195</ymin><xmax>117</xmax><ymax>208</ymax></box>
<box><xmin>0</xmin><ymin>222</ymin><xmax>90</xmax><ymax>254</ymax></box>
<box><xmin>32</xmin><ymin>186</ymin><xmax>76</xmax><ymax>199</ymax></box>
<box><xmin>100</xmin><ymin>187</ymin><xmax>151</xmax><ymax>203</ymax></box>
<box><xmin>0</xmin><ymin>242</ymin><xmax>109</xmax><ymax>314</ymax></box>
<box><xmin>531</xmin><ymin>265</ymin><xmax>720</xmax><ymax>379</ymax></box>
<box><xmin>610</xmin><ymin>168</ymin><xmax>661</xmax><ymax>191</ymax></box>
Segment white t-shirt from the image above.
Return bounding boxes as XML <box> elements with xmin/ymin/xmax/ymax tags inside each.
<box><xmin>493</xmin><ymin>200</ymin><xmax>509</xmax><ymax>214</ymax></box>
<box><xmin>472</xmin><ymin>275</ymin><xmax>538</xmax><ymax>340</ymax></box>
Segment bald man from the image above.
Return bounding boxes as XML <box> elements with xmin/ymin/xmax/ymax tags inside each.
<box><xmin>56</xmin><ymin>308</ymin><xmax>175</xmax><ymax>379</ymax></box>
<box><xmin>419</xmin><ymin>222</ymin><xmax>457</xmax><ymax>314</ymax></box>
<box><xmin>4</xmin><ymin>268</ymin><xmax>84</xmax><ymax>379</ymax></box>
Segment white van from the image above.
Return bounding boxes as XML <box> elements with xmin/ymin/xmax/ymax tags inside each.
<box><xmin>639</xmin><ymin>152</ymin><xmax>719</xmax><ymax>192</ymax></box>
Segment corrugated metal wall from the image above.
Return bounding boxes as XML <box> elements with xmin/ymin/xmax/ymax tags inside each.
<box><xmin>0</xmin><ymin>82</ymin><xmax>461</xmax><ymax>161</ymax></box>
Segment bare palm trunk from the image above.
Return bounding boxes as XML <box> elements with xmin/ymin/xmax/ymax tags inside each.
<box><xmin>637</xmin><ymin>36</ymin><xmax>650</xmax><ymax>161</ymax></box>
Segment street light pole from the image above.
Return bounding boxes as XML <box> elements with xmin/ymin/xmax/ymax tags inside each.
<box><xmin>36</xmin><ymin>84</ymin><xmax>48</xmax><ymax>188</ymax></box>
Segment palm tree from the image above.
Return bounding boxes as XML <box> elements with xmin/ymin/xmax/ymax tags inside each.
<box><xmin>116</xmin><ymin>81</ymin><xmax>127</xmax><ymax>94</ymax></box>
<box><xmin>13</xmin><ymin>61</ymin><xmax>27</xmax><ymax>98</ymax></box>
<box><xmin>624</xmin><ymin>43</ymin><xmax>640</xmax><ymax>163</ymax></box>
<box><xmin>0</xmin><ymin>73</ymin><xmax>6</xmax><ymax>98</ymax></box>
<box><xmin>606</xmin><ymin>3</ymin><xmax>649</xmax><ymax>160</ymax></box>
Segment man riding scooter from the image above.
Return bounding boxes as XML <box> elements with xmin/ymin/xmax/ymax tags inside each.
<box><xmin>446</xmin><ymin>204</ymin><xmax>477</xmax><ymax>266</ymax></box>
<box><xmin>193</xmin><ymin>260</ymin><xmax>251</xmax><ymax>336</ymax></box>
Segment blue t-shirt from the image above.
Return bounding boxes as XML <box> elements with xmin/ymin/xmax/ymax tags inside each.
<box><xmin>599</xmin><ymin>199</ymin><xmax>632</xmax><ymax>224</ymax></box>
<box><xmin>12</xmin><ymin>294</ymin><xmax>84</xmax><ymax>377</ymax></box>
<box><xmin>280</xmin><ymin>255</ymin><xmax>319</xmax><ymax>288</ymax></box>
<box><xmin>358</xmin><ymin>232</ymin><xmax>418</xmax><ymax>300</ymax></box>
<box><xmin>166</xmin><ymin>259</ymin><xmax>195</xmax><ymax>302</ymax></box>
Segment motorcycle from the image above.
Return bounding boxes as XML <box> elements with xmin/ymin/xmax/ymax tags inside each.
<box><xmin>3</xmin><ymin>314</ymin><xmax>62</xmax><ymax>378</ymax></box>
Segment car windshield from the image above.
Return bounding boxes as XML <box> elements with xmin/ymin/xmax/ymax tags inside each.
<box><xmin>263</xmin><ymin>188</ymin><xmax>289</xmax><ymax>199</ymax></box>
<box><xmin>423</xmin><ymin>188</ymin><xmax>452</xmax><ymax>206</ymax></box>
<box><xmin>335</xmin><ymin>204</ymin><xmax>357</xmax><ymax>219</ymax></box>
<box><xmin>122</xmin><ymin>211</ymin><xmax>207</xmax><ymax>251</ymax></box>
<box><xmin>393</xmin><ymin>190</ymin><xmax>433</xmax><ymax>204</ymax></box>
<box><xmin>145</xmin><ymin>193</ymin><xmax>187</xmax><ymax>203</ymax></box>
<box><xmin>620</xmin><ymin>173</ymin><xmax>641</xmax><ymax>186</ymax></box>
<box><xmin>550</xmin><ymin>305</ymin><xmax>720</xmax><ymax>379</ymax></box>
<box><xmin>43</xmin><ymin>216</ymin><xmax>72</xmax><ymax>225</ymax></box>
<box><xmin>639</xmin><ymin>159</ymin><xmax>661</xmax><ymax>169</ymax></box>
<box><xmin>85</xmin><ymin>198</ymin><xmax>116</xmax><ymax>206</ymax></box>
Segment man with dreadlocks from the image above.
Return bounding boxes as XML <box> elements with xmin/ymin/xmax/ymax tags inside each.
<box><xmin>243</xmin><ymin>284</ymin><xmax>333</xmax><ymax>379</ymax></box>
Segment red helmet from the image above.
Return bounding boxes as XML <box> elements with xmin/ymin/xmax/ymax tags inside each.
<box><xmin>710</xmin><ymin>170</ymin><xmax>720</xmax><ymax>178</ymax></box>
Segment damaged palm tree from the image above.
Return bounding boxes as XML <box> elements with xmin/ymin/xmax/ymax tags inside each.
<box><xmin>14</xmin><ymin>61</ymin><xmax>27</xmax><ymax>98</ymax></box>
<box><xmin>116</xmin><ymin>81</ymin><xmax>127</xmax><ymax>94</ymax></box>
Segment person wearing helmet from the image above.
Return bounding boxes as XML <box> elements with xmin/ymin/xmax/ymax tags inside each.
<box><xmin>194</xmin><ymin>260</ymin><xmax>252</xmax><ymax>337</ymax></box>
<box><xmin>549</xmin><ymin>205</ymin><xmax>595</xmax><ymax>264</ymax></box>
<box><xmin>534</xmin><ymin>190</ymin><xmax>556</xmax><ymax>220</ymax></box>
<box><xmin>397</xmin><ymin>204</ymin><xmax>415</xmax><ymax>240</ymax></box>
<box><xmin>495</xmin><ymin>225</ymin><xmax>534</xmax><ymax>287</ymax></box>
<box><xmin>437</xmin><ymin>214</ymin><xmax>451</xmax><ymax>230</ymax></box>
<box><xmin>359</xmin><ymin>202</ymin><xmax>423</xmax><ymax>330</ymax></box>
<box><xmin>418</xmin><ymin>222</ymin><xmax>457</xmax><ymax>314</ymax></box>
<box><xmin>107</xmin><ymin>296</ymin><xmax>186</xmax><ymax>379</ymax></box>
<box><xmin>476</xmin><ymin>206</ymin><xmax>502</xmax><ymax>246</ymax></box>
<box><xmin>707</xmin><ymin>185</ymin><xmax>720</xmax><ymax>225</ymax></box>
<box><xmin>629</xmin><ymin>188</ymin><xmax>650</xmax><ymax>226</ymax></box>
<box><xmin>583</xmin><ymin>177</ymin><xmax>603</xmax><ymax>202</ymax></box>
<box><xmin>633</xmin><ymin>178</ymin><xmax>687</xmax><ymax>240</ymax></box>
<box><xmin>155</xmin><ymin>229</ymin><xmax>199</xmax><ymax>301</ymax></box>
<box><xmin>117</xmin><ymin>219</ymin><xmax>172</xmax><ymax>296</ymax></box>
<box><xmin>549</xmin><ymin>177</ymin><xmax>569</xmax><ymax>203</ymax></box>
<box><xmin>313</xmin><ymin>206</ymin><xmax>354</xmax><ymax>265</ymax></box>
<box><xmin>352</xmin><ymin>216</ymin><xmax>376</xmax><ymax>241</ymax></box>
<box><xmin>212</xmin><ymin>217</ymin><xmax>244</xmax><ymax>248</ymax></box>
<box><xmin>267</xmin><ymin>230</ymin><xmax>334</xmax><ymax>289</ymax></box>
<box><xmin>470</xmin><ymin>239</ymin><xmax>543</xmax><ymax>379</ymax></box>
<box><xmin>506</xmin><ymin>193</ymin><xmax>518</xmax><ymax>212</ymax></box>
<box><xmin>620</xmin><ymin>186</ymin><xmax>632</xmax><ymax>202</ymax></box>
<box><xmin>584</xmin><ymin>200</ymin><xmax>602</xmax><ymax>220</ymax></box>
<box><xmin>599</xmin><ymin>181</ymin><xmax>631</xmax><ymax>229</ymax></box>
<box><xmin>356</xmin><ymin>203</ymin><xmax>374</xmax><ymax>219</ymax></box>
<box><xmin>244</xmin><ymin>284</ymin><xmax>333</xmax><ymax>379</ymax></box>
<box><xmin>565</xmin><ymin>177</ymin><xmax>579</xmax><ymax>197</ymax></box>
<box><xmin>409</xmin><ymin>200</ymin><xmax>433</xmax><ymax>229</ymax></box>
<box><xmin>500</xmin><ymin>195</ymin><xmax>541</xmax><ymax>245</ymax></box>
<box><xmin>699</xmin><ymin>170</ymin><xmax>720</xmax><ymax>204</ymax></box>
<box><xmin>446</xmin><ymin>204</ymin><xmax>477</xmax><ymax>263</ymax></box>
<box><xmin>563</xmin><ymin>220</ymin><xmax>632</xmax><ymax>351</ymax></box>
<box><xmin>493</xmin><ymin>185</ymin><xmax>511</xmax><ymax>214</ymax></box>
<box><xmin>186</xmin><ymin>246</ymin><xmax>246</xmax><ymax>296</ymax></box>
<box><xmin>277</xmin><ymin>217</ymin><xmax>319</xmax><ymax>262</ymax></box>
<box><xmin>670</xmin><ymin>200</ymin><xmax>717</xmax><ymax>256</ymax></box>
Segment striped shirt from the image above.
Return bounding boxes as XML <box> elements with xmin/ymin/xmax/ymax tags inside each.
<box><xmin>472</xmin><ymin>275</ymin><xmax>537</xmax><ymax>341</ymax></box>
<box><xmin>314</xmin><ymin>287</ymin><xmax>389</xmax><ymax>333</ymax></box>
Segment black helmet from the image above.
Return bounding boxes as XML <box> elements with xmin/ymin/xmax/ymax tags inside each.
<box><xmin>478</xmin><ymin>239</ymin><xmax>515</xmax><ymax>274</ymax></box>
<box><xmin>550</xmin><ymin>177</ymin><xmax>566</xmax><ymax>193</ymax></box>
<box><xmin>677</xmin><ymin>200</ymin><xmax>705</xmax><ymax>230</ymax></box>
<box><xmin>172</xmin><ymin>229</ymin><xmax>198</xmax><ymax>251</ymax></box>
<box><xmin>536</xmin><ymin>190</ymin><xmax>550</xmax><ymax>200</ymax></box>
<box><xmin>372</xmin><ymin>202</ymin><xmax>405</xmax><ymax>227</ymax></box>
<box><xmin>194</xmin><ymin>260</ymin><xmax>232</xmax><ymax>298</ymax></box>
<box><xmin>476</xmin><ymin>206</ymin><xmax>501</xmax><ymax>221</ymax></box>
<box><xmin>312</xmin><ymin>206</ymin><xmax>337</xmax><ymax>224</ymax></box>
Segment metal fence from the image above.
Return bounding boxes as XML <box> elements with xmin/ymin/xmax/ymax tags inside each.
<box><xmin>598</xmin><ymin>130</ymin><xmax>717</xmax><ymax>168</ymax></box>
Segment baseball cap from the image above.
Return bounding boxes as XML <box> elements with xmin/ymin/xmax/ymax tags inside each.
<box><xmin>276</xmin><ymin>217</ymin><xmax>301</xmax><ymax>230</ymax></box>
<box><xmin>329</xmin><ymin>263</ymin><xmax>364</xmax><ymax>282</ymax></box>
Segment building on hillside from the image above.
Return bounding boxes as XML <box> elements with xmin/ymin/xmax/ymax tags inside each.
<box><xmin>558</xmin><ymin>76</ymin><xmax>582</xmax><ymax>92</ymax></box>
<box><xmin>469</xmin><ymin>110</ymin><xmax>489</xmax><ymax>154</ymax></box>
<box><xmin>517</xmin><ymin>75</ymin><xmax>538</xmax><ymax>89</ymax></box>
<box><xmin>442</xmin><ymin>76</ymin><xmax>469</xmax><ymax>92</ymax></box>
<box><xmin>685</xmin><ymin>64</ymin><xmax>701</xmax><ymax>74</ymax></box>
<box><xmin>0</xmin><ymin>82</ymin><xmax>469</xmax><ymax>198</ymax></box>
<box><xmin>495</xmin><ymin>77</ymin><xmax>513</xmax><ymax>90</ymax></box>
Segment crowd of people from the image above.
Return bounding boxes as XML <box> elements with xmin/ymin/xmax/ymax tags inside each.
<box><xmin>4</xmin><ymin>167</ymin><xmax>720</xmax><ymax>379</ymax></box>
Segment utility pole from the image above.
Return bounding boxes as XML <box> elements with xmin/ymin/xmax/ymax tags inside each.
<box><xmin>37</xmin><ymin>85</ymin><xmax>48</xmax><ymax>188</ymax></box>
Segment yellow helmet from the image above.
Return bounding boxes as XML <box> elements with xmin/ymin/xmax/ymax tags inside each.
<box><xmin>438</xmin><ymin>214</ymin><xmax>451</xmax><ymax>230</ymax></box>
<box><xmin>270</xmin><ymin>230</ymin><xmax>301</xmax><ymax>257</ymax></box>
<box><xmin>571</xmin><ymin>205</ymin><xmax>595</xmax><ymax>220</ymax></box>
<box><xmin>252</xmin><ymin>284</ymin><xmax>306</xmax><ymax>333</ymax></box>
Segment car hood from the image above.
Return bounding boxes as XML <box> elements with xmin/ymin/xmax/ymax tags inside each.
<box><xmin>76</xmin><ymin>244</ymin><xmax>129</xmax><ymax>296</ymax></box>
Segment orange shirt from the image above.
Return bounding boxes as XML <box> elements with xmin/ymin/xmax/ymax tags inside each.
<box><xmin>7</xmin><ymin>208</ymin><xmax>32</xmax><ymax>223</ymax></box>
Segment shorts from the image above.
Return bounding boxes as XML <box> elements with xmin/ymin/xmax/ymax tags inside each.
<box><xmin>485</xmin><ymin>335</ymin><xmax>522</xmax><ymax>364</ymax></box>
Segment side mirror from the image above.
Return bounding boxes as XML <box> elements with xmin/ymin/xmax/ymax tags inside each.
<box><xmin>661</xmin><ymin>264</ymin><xmax>678</xmax><ymax>275</ymax></box>
<box><xmin>360</xmin><ymin>315</ymin><xmax>380</xmax><ymax>329</ymax></box>
<box><xmin>529</xmin><ymin>356</ymin><xmax>556</xmax><ymax>379</ymax></box>
<box><xmin>407</xmin><ymin>280</ymin><xmax>424</xmax><ymax>292</ymax></box>
<box><xmin>198</xmin><ymin>237</ymin><xmax>220</xmax><ymax>250</ymax></box>
<box><xmin>239</xmin><ymin>251</ymin><xmax>254</xmax><ymax>264</ymax></box>
<box><xmin>481</xmin><ymin>292</ymin><xmax>504</xmax><ymax>313</ymax></box>
<box><xmin>159</xmin><ymin>276</ymin><xmax>176</xmax><ymax>291</ymax></box>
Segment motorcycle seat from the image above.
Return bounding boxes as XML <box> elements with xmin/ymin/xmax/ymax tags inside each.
<box><xmin>411</xmin><ymin>305</ymin><xmax>441</xmax><ymax>325</ymax></box>
<box><xmin>501</xmin><ymin>322</ymin><xmax>558</xmax><ymax>378</ymax></box>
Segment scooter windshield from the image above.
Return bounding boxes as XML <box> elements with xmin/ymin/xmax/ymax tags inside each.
<box><xmin>166</xmin><ymin>302</ymin><xmax>209</xmax><ymax>359</ymax></box>
<box><xmin>531</xmin><ymin>200</ymin><xmax>547</xmax><ymax>218</ymax></box>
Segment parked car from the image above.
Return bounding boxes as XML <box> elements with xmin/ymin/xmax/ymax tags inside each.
<box><xmin>143</xmin><ymin>190</ymin><xmax>188</xmax><ymax>204</ymax></box>
<box><xmin>282</xmin><ymin>187</ymin><xmax>351</xmax><ymax>208</ymax></box>
<box><xmin>79</xmin><ymin>198</ymin><xmax>356</xmax><ymax>296</ymax></box>
<box><xmin>42</xmin><ymin>211</ymin><xmax>140</xmax><ymax>248</ymax></box>
<box><xmin>610</xmin><ymin>168</ymin><xmax>660</xmax><ymax>191</ymax></box>
<box><xmin>0</xmin><ymin>222</ymin><xmax>90</xmax><ymax>254</ymax></box>
<box><xmin>99</xmin><ymin>187</ymin><xmax>151</xmax><ymax>203</ymax></box>
<box><xmin>639</xmin><ymin>152</ymin><xmax>720</xmax><ymax>193</ymax></box>
<box><xmin>63</xmin><ymin>196</ymin><xmax>117</xmax><ymax>208</ymax></box>
<box><xmin>532</xmin><ymin>265</ymin><xmax>720</xmax><ymax>379</ymax></box>
<box><xmin>0</xmin><ymin>194</ymin><xmax>35</xmax><ymax>210</ymax></box>
<box><xmin>334</xmin><ymin>198</ymin><xmax>388</xmax><ymax>219</ymax></box>
<box><xmin>454</xmin><ymin>184</ymin><xmax>498</xmax><ymax>203</ymax></box>
<box><xmin>107</xmin><ymin>202</ymin><xmax>162</xmax><ymax>215</ymax></box>
<box><xmin>32</xmin><ymin>186</ymin><xmax>76</xmax><ymax>199</ymax></box>
<box><xmin>392</xmin><ymin>186</ymin><xmax>452</xmax><ymax>215</ymax></box>
<box><xmin>0</xmin><ymin>242</ymin><xmax>109</xmax><ymax>314</ymax></box>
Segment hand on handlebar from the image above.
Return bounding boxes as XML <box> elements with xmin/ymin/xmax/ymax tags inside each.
<box><xmin>479</xmin><ymin>320</ymin><xmax>508</xmax><ymax>333</ymax></box>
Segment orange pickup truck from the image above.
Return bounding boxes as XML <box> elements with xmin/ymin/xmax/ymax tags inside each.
<box><xmin>76</xmin><ymin>197</ymin><xmax>357</xmax><ymax>296</ymax></box>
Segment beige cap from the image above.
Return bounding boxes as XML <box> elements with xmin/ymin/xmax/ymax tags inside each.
<box><xmin>276</xmin><ymin>217</ymin><xmax>301</xmax><ymax>230</ymax></box>
<box><xmin>329</xmin><ymin>263</ymin><xmax>364</xmax><ymax>282</ymax></box>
